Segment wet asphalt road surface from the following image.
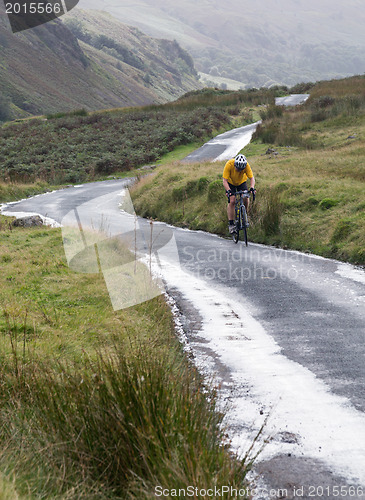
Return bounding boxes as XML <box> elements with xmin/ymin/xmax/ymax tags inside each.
<box><xmin>275</xmin><ymin>94</ymin><xmax>310</xmax><ymax>106</ymax></box>
<box><xmin>182</xmin><ymin>121</ymin><xmax>261</xmax><ymax>163</ymax></box>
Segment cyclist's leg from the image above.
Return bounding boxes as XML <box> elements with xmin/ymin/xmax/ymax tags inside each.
<box><xmin>227</xmin><ymin>183</ymin><xmax>236</xmax><ymax>222</ymax></box>
<box><xmin>227</xmin><ymin>197</ymin><xmax>235</xmax><ymax>220</ymax></box>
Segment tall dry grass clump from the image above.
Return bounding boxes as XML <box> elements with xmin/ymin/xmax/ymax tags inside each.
<box><xmin>259</xmin><ymin>189</ymin><xmax>283</xmax><ymax>236</ymax></box>
<box><xmin>0</xmin><ymin>334</ymin><xmax>251</xmax><ymax>498</ymax></box>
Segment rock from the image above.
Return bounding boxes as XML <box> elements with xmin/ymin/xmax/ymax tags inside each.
<box><xmin>12</xmin><ymin>215</ymin><xmax>43</xmax><ymax>228</ymax></box>
<box><xmin>277</xmin><ymin>431</ymin><xmax>300</xmax><ymax>444</ymax></box>
<box><xmin>265</xmin><ymin>148</ymin><xmax>278</xmax><ymax>155</ymax></box>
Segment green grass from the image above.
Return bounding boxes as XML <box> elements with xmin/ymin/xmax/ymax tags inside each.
<box><xmin>0</xmin><ymin>181</ymin><xmax>58</xmax><ymax>204</ymax></box>
<box><xmin>156</xmin><ymin>141</ymin><xmax>204</xmax><ymax>164</ymax></box>
<box><xmin>0</xmin><ymin>474</ymin><xmax>20</xmax><ymax>500</ymax></box>
<box><xmin>253</xmin><ymin>75</ymin><xmax>365</xmax><ymax>150</ymax></box>
<box><xmin>0</xmin><ymin>221</ymin><xmax>253</xmax><ymax>498</ymax></box>
<box><xmin>1</xmin><ymin>75</ymin><xmax>363</xmax><ymax>496</ymax></box>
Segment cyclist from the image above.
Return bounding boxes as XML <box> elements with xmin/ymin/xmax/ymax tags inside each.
<box><xmin>223</xmin><ymin>154</ymin><xmax>256</xmax><ymax>234</ymax></box>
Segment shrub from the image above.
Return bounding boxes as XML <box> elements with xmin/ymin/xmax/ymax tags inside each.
<box><xmin>331</xmin><ymin>218</ymin><xmax>353</xmax><ymax>242</ymax></box>
<box><xmin>95</xmin><ymin>154</ymin><xmax>116</xmax><ymax>174</ymax></box>
<box><xmin>197</xmin><ymin>176</ymin><xmax>210</xmax><ymax>192</ymax></box>
<box><xmin>185</xmin><ymin>179</ymin><xmax>199</xmax><ymax>195</ymax></box>
<box><xmin>175</xmin><ymin>177</ymin><xmax>211</xmax><ymax>198</ymax></box>
<box><xmin>319</xmin><ymin>198</ymin><xmax>338</xmax><ymax>210</ymax></box>
<box><xmin>207</xmin><ymin>180</ymin><xmax>223</xmax><ymax>203</ymax></box>
<box><xmin>172</xmin><ymin>186</ymin><xmax>187</xmax><ymax>202</ymax></box>
<box><xmin>350</xmin><ymin>246</ymin><xmax>365</xmax><ymax>265</ymax></box>
<box><xmin>289</xmin><ymin>82</ymin><xmax>315</xmax><ymax>94</ymax></box>
<box><xmin>276</xmin><ymin>182</ymin><xmax>289</xmax><ymax>192</ymax></box>
<box><xmin>259</xmin><ymin>105</ymin><xmax>283</xmax><ymax>121</ymax></box>
<box><xmin>331</xmin><ymin>95</ymin><xmax>363</xmax><ymax>117</ymax></box>
<box><xmin>46</xmin><ymin>109</ymin><xmax>88</xmax><ymax>120</ymax></box>
<box><xmin>261</xmin><ymin>189</ymin><xmax>282</xmax><ymax>236</ymax></box>
<box><xmin>252</xmin><ymin>122</ymin><xmax>278</xmax><ymax>144</ymax></box>
<box><xmin>0</xmin><ymin>107</ymin><xmax>233</xmax><ymax>184</ymax></box>
<box><xmin>306</xmin><ymin>196</ymin><xmax>319</xmax><ymax>207</ymax></box>
<box><xmin>310</xmin><ymin>110</ymin><xmax>328</xmax><ymax>122</ymax></box>
<box><xmin>312</xmin><ymin>96</ymin><xmax>335</xmax><ymax>108</ymax></box>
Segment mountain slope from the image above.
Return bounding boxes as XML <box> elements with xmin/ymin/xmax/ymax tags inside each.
<box><xmin>0</xmin><ymin>6</ymin><xmax>201</xmax><ymax>119</ymax></box>
<box><xmin>63</xmin><ymin>9</ymin><xmax>200</xmax><ymax>103</ymax></box>
<box><xmin>82</xmin><ymin>0</ymin><xmax>365</xmax><ymax>88</ymax></box>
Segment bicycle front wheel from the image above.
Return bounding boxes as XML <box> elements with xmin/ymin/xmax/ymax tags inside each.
<box><xmin>242</xmin><ymin>206</ymin><xmax>248</xmax><ymax>246</ymax></box>
<box><xmin>243</xmin><ymin>225</ymin><xmax>248</xmax><ymax>246</ymax></box>
<box><xmin>233</xmin><ymin>226</ymin><xmax>239</xmax><ymax>243</ymax></box>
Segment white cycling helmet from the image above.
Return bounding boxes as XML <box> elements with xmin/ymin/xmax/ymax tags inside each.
<box><xmin>234</xmin><ymin>154</ymin><xmax>247</xmax><ymax>171</ymax></box>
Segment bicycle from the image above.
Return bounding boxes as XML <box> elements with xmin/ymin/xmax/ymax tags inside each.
<box><xmin>231</xmin><ymin>189</ymin><xmax>255</xmax><ymax>245</ymax></box>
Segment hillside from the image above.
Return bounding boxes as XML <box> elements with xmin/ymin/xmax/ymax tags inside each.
<box><xmin>63</xmin><ymin>9</ymin><xmax>200</xmax><ymax>103</ymax></box>
<box><xmin>82</xmin><ymin>0</ymin><xmax>365</xmax><ymax>88</ymax></box>
<box><xmin>0</xmin><ymin>6</ymin><xmax>201</xmax><ymax>120</ymax></box>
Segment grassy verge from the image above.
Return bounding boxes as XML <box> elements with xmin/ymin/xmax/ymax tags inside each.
<box><xmin>0</xmin><ymin>181</ymin><xmax>58</xmax><ymax>204</ymax></box>
<box><xmin>0</xmin><ymin>221</ymin><xmax>252</xmax><ymax>498</ymax></box>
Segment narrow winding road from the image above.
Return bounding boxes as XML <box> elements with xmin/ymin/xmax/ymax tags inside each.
<box><xmin>183</xmin><ymin>93</ymin><xmax>309</xmax><ymax>163</ymax></box>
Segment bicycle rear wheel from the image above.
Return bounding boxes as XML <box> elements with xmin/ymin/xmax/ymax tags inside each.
<box><xmin>233</xmin><ymin>226</ymin><xmax>239</xmax><ymax>243</ymax></box>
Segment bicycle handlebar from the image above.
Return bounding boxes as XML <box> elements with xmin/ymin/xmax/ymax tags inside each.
<box><xmin>234</xmin><ymin>189</ymin><xmax>256</xmax><ymax>201</ymax></box>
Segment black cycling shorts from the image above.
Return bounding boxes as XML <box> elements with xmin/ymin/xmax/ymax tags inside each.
<box><xmin>227</xmin><ymin>182</ymin><xmax>247</xmax><ymax>202</ymax></box>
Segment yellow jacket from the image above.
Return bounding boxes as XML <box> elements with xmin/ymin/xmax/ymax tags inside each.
<box><xmin>223</xmin><ymin>158</ymin><xmax>253</xmax><ymax>186</ymax></box>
